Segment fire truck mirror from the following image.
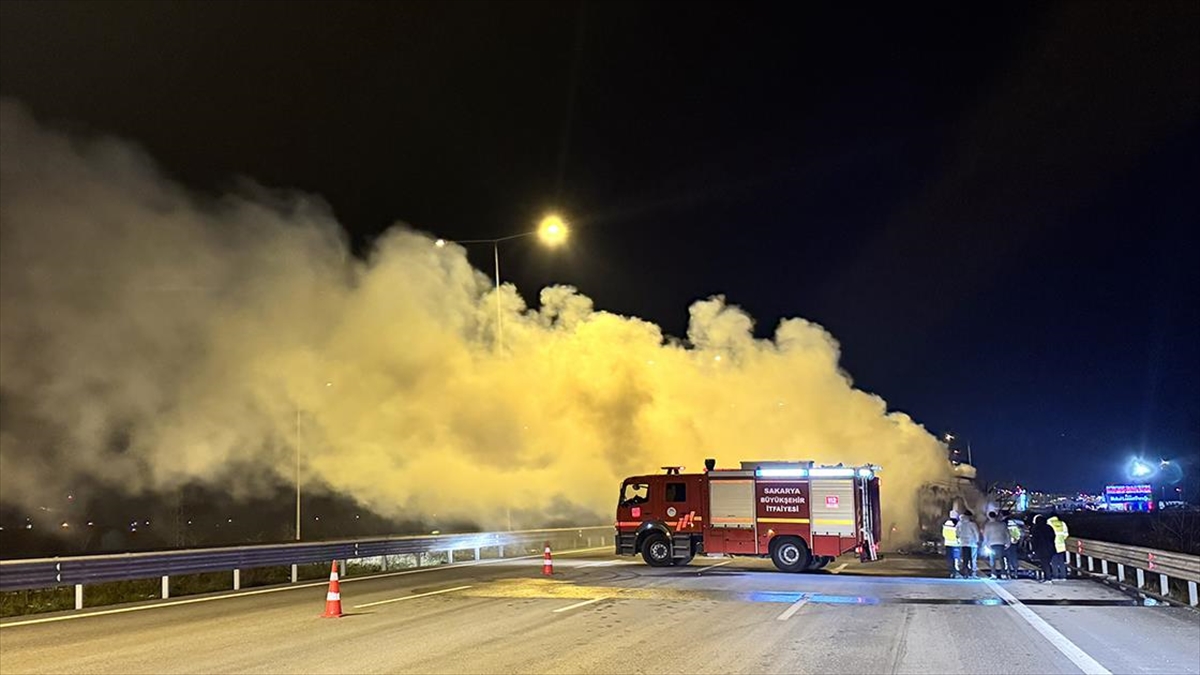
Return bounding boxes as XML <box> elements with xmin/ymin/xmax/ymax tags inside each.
<box><xmin>621</xmin><ymin>482</ymin><xmax>649</xmax><ymax>506</ymax></box>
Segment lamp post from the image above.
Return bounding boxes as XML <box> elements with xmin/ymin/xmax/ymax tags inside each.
<box><xmin>437</xmin><ymin>214</ymin><xmax>569</xmax><ymax>352</ymax></box>
<box><xmin>295</xmin><ymin>408</ymin><xmax>300</xmax><ymax>541</ymax></box>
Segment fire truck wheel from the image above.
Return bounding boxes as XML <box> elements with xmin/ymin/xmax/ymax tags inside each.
<box><xmin>640</xmin><ymin>532</ymin><xmax>674</xmax><ymax>567</ymax></box>
<box><xmin>672</xmin><ymin>552</ymin><xmax>695</xmax><ymax>566</ymax></box>
<box><xmin>770</xmin><ymin>536</ymin><xmax>811</xmax><ymax>573</ymax></box>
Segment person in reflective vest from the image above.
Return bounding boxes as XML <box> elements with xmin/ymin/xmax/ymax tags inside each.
<box><xmin>1047</xmin><ymin>515</ymin><xmax>1069</xmax><ymax>580</ymax></box>
<box><xmin>943</xmin><ymin>510</ymin><xmax>962</xmax><ymax>578</ymax></box>
<box><xmin>1004</xmin><ymin>513</ymin><xmax>1024</xmax><ymax>578</ymax></box>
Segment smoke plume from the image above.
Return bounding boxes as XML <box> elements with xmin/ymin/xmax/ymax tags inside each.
<box><xmin>0</xmin><ymin>100</ymin><xmax>951</xmax><ymax>541</ymax></box>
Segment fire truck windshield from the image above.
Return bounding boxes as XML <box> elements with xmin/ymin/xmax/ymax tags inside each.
<box><xmin>620</xmin><ymin>482</ymin><xmax>649</xmax><ymax>506</ymax></box>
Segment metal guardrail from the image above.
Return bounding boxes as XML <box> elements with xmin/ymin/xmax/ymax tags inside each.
<box><xmin>1067</xmin><ymin>536</ymin><xmax>1200</xmax><ymax>606</ymax></box>
<box><xmin>0</xmin><ymin>525</ymin><xmax>612</xmax><ymax>604</ymax></box>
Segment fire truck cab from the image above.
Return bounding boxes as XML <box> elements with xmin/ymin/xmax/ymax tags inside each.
<box><xmin>615</xmin><ymin>459</ymin><xmax>881</xmax><ymax>572</ymax></box>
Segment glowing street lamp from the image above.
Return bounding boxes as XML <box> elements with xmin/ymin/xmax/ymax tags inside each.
<box><xmin>1130</xmin><ymin>459</ymin><xmax>1154</xmax><ymax>479</ymax></box>
<box><xmin>437</xmin><ymin>213</ymin><xmax>570</xmax><ymax>352</ymax></box>
<box><xmin>537</xmin><ymin>214</ymin><xmax>569</xmax><ymax>247</ymax></box>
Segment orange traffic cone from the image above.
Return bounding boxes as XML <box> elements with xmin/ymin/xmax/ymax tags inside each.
<box><xmin>321</xmin><ymin>560</ymin><xmax>343</xmax><ymax>618</ymax></box>
<box><xmin>542</xmin><ymin>542</ymin><xmax>554</xmax><ymax>575</ymax></box>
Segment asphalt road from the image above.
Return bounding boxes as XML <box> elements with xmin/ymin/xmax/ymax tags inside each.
<box><xmin>1</xmin><ymin>551</ymin><xmax>1197</xmax><ymax>674</ymax></box>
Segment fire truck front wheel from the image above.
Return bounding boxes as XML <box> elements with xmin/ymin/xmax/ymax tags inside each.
<box><xmin>640</xmin><ymin>532</ymin><xmax>674</xmax><ymax>567</ymax></box>
<box><xmin>770</xmin><ymin>536</ymin><xmax>811</xmax><ymax>573</ymax></box>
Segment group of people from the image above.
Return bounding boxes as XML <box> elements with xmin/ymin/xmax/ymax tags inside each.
<box><xmin>942</xmin><ymin>509</ymin><xmax>1069</xmax><ymax>582</ymax></box>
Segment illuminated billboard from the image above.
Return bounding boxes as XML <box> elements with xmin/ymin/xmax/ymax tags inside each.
<box><xmin>1104</xmin><ymin>484</ymin><xmax>1153</xmax><ymax>512</ymax></box>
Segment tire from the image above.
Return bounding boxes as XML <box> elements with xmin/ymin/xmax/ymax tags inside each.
<box><xmin>641</xmin><ymin>532</ymin><xmax>674</xmax><ymax>567</ymax></box>
<box><xmin>806</xmin><ymin>555</ymin><xmax>831</xmax><ymax>571</ymax></box>
<box><xmin>673</xmin><ymin>553</ymin><xmax>695</xmax><ymax>566</ymax></box>
<box><xmin>770</xmin><ymin>537</ymin><xmax>811</xmax><ymax>573</ymax></box>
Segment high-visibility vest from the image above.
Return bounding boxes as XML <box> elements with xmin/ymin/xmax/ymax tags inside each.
<box><xmin>942</xmin><ymin>520</ymin><xmax>960</xmax><ymax>546</ymax></box>
<box><xmin>1049</xmin><ymin>517</ymin><xmax>1068</xmax><ymax>553</ymax></box>
<box><xmin>1007</xmin><ymin>522</ymin><xmax>1022</xmax><ymax>544</ymax></box>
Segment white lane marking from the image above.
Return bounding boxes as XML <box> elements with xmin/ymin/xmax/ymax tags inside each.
<box><xmin>984</xmin><ymin>579</ymin><xmax>1111</xmax><ymax>675</ymax></box>
<box><xmin>776</xmin><ymin>595</ymin><xmax>810</xmax><ymax>621</ymax></box>
<box><xmin>696</xmin><ymin>560</ymin><xmax>733</xmax><ymax>574</ymax></box>
<box><xmin>0</xmin><ymin>546</ymin><xmax>611</xmax><ymax>629</ymax></box>
<box><xmin>552</xmin><ymin>597</ymin><xmax>608</xmax><ymax>613</ymax></box>
<box><xmin>830</xmin><ymin>563</ymin><xmax>848</xmax><ymax>574</ymax></box>
<box><xmin>354</xmin><ymin>585</ymin><xmax>472</xmax><ymax>608</ymax></box>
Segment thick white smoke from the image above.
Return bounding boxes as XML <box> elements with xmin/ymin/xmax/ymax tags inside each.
<box><xmin>0</xmin><ymin>100</ymin><xmax>951</xmax><ymax>540</ymax></box>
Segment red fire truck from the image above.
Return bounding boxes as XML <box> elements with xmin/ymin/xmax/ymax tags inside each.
<box><xmin>615</xmin><ymin>459</ymin><xmax>882</xmax><ymax>572</ymax></box>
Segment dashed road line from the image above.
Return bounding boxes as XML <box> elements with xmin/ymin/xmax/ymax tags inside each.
<box><xmin>552</xmin><ymin>597</ymin><xmax>608</xmax><ymax>613</ymax></box>
<box><xmin>696</xmin><ymin>560</ymin><xmax>733</xmax><ymax>574</ymax></box>
<box><xmin>577</xmin><ymin>560</ymin><xmax>630</xmax><ymax>568</ymax></box>
<box><xmin>776</xmin><ymin>595</ymin><xmax>810</xmax><ymax>620</ymax></box>
<box><xmin>354</xmin><ymin>585</ymin><xmax>472</xmax><ymax>608</ymax></box>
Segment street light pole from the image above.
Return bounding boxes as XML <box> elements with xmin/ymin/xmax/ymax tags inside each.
<box><xmin>293</xmin><ymin>381</ymin><xmax>331</xmax><ymax>541</ymax></box>
<box><xmin>494</xmin><ymin>241</ymin><xmax>503</xmax><ymax>352</ymax></box>
<box><xmin>438</xmin><ymin>215</ymin><xmax>569</xmax><ymax>354</ymax></box>
<box><xmin>295</xmin><ymin>407</ymin><xmax>301</xmax><ymax>541</ymax></box>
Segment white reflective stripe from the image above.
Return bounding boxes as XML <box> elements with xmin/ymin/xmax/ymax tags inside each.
<box><xmin>330</xmin><ymin>573</ymin><xmax>339</xmax><ymax>581</ymax></box>
<box><xmin>326</xmin><ymin>592</ymin><xmax>340</xmax><ymax>601</ymax></box>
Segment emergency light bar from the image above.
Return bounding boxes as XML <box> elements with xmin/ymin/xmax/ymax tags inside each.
<box><xmin>808</xmin><ymin>468</ymin><xmax>857</xmax><ymax>478</ymax></box>
<box><xmin>756</xmin><ymin>468</ymin><xmax>808</xmax><ymax>477</ymax></box>
<box><xmin>755</xmin><ymin>466</ymin><xmax>878</xmax><ymax>479</ymax></box>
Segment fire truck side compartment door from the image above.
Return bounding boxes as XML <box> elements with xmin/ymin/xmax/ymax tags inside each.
<box><xmin>810</xmin><ymin>479</ymin><xmax>855</xmax><ymax>536</ymax></box>
<box><xmin>709</xmin><ymin>479</ymin><xmax>755</xmax><ymax>529</ymax></box>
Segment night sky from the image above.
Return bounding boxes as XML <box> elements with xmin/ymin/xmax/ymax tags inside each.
<box><xmin>1</xmin><ymin>1</ymin><xmax>1197</xmax><ymax>495</ymax></box>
